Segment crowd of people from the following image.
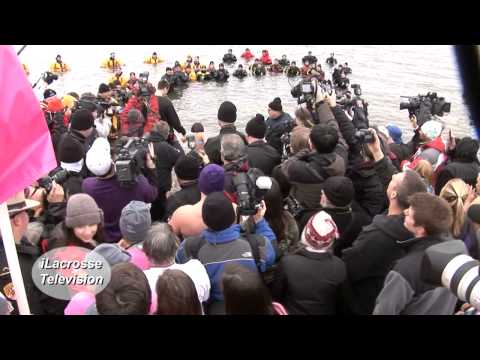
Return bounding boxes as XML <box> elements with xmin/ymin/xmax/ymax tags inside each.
<box><xmin>2</xmin><ymin>47</ymin><xmax>480</xmax><ymax>316</ymax></box>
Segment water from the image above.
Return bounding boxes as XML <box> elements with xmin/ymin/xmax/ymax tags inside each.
<box><xmin>17</xmin><ymin>45</ymin><xmax>475</xmax><ymax>139</ymax></box>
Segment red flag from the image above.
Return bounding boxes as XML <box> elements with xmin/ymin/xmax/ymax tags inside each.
<box><xmin>0</xmin><ymin>45</ymin><xmax>57</xmax><ymax>203</ymax></box>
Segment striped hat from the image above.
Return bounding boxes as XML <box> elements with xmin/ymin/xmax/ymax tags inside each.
<box><xmin>301</xmin><ymin>211</ymin><xmax>339</xmax><ymax>250</ymax></box>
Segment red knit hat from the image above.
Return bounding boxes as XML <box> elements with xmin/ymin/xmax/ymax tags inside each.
<box><xmin>301</xmin><ymin>211</ymin><xmax>338</xmax><ymax>250</ymax></box>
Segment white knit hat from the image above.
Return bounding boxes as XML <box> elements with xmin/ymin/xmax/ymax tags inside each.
<box><xmin>86</xmin><ymin>137</ymin><xmax>112</xmax><ymax>176</ymax></box>
<box><xmin>421</xmin><ymin>120</ymin><xmax>443</xmax><ymax>140</ymax></box>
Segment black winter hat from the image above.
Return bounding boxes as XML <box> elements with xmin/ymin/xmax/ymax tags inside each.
<box><xmin>174</xmin><ymin>154</ymin><xmax>201</xmax><ymax>181</ymax></box>
<box><xmin>70</xmin><ymin>109</ymin><xmax>94</xmax><ymax>131</ymax></box>
<box><xmin>58</xmin><ymin>138</ymin><xmax>85</xmax><ymax>163</ymax></box>
<box><xmin>98</xmin><ymin>83</ymin><xmax>111</xmax><ymax>94</ymax></box>
<box><xmin>202</xmin><ymin>192</ymin><xmax>236</xmax><ymax>231</ymax></box>
<box><xmin>322</xmin><ymin>176</ymin><xmax>355</xmax><ymax>207</ymax></box>
<box><xmin>191</xmin><ymin>122</ymin><xmax>204</xmax><ymax>133</ymax></box>
<box><xmin>268</xmin><ymin>97</ymin><xmax>282</xmax><ymax>111</ymax></box>
<box><xmin>43</xmin><ymin>89</ymin><xmax>56</xmax><ymax>100</ymax></box>
<box><xmin>245</xmin><ymin>113</ymin><xmax>266</xmax><ymax>139</ymax></box>
<box><xmin>217</xmin><ymin>101</ymin><xmax>237</xmax><ymax>123</ymax></box>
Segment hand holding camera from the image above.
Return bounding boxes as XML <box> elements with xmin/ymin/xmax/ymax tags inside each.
<box><xmin>364</xmin><ymin>128</ymin><xmax>384</xmax><ymax>162</ymax></box>
<box><xmin>46</xmin><ymin>181</ymin><xmax>65</xmax><ymax>204</ymax></box>
<box><xmin>253</xmin><ymin>200</ymin><xmax>267</xmax><ymax>224</ymax></box>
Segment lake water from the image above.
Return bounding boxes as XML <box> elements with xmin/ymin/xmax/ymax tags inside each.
<box><xmin>16</xmin><ymin>45</ymin><xmax>475</xmax><ymax>139</ymax></box>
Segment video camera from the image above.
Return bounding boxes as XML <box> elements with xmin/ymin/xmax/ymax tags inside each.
<box><xmin>291</xmin><ymin>78</ymin><xmax>333</xmax><ymax>106</ymax></box>
<box><xmin>279</xmin><ymin>119</ymin><xmax>296</xmax><ymax>161</ymax></box>
<box><xmin>114</xmin><ymin>136</ymin><xmax>150</xmax><ymax>187</ymax></box>
<box><xmin>38</xmin><ymin>168</ymin><xmax>70</xmax><ymax>193</ymax></box>
<box><xmin>284</xmin><ymin>196</ymin><xmax>304</xmax><ymax>219</ymax></box>
<box><xmin>233</xmin><ymin>169</ymin><xmax>272</xmax><ymax>216</ymax></box>
<box><xmin>400</xmin><ymin>92</ymin><xmax>451</xmax><ymax>127</ymax></box>
<box><xmin>351</xmin><ymin>84</ymin><xmax>362</xmax><ymax>97</ymax></box>
<box><xmin>354</xmin><ymin>128</ymin><xmax>375</xmax><ymax>144</ymax></box>
<box><xmin>43</xmin><ymin>71</ymin><xmax>58</xmax><ymax>85</ymax></box>
<box><xmin>421</xmin><ymin>240</ymin><xmax>480</xmax><ymax>312</ymax></box>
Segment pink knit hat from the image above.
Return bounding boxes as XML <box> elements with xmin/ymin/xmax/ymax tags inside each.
<box><xmin>301</xmin><ymin>211</ymin><xmax>339</xmax><ymax>250</ymax></box>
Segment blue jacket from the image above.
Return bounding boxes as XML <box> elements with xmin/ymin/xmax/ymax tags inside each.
<box><xmin>177</xmin><ymin>219</ymin><xmax>276</xmax><ymax>302</ymax></box>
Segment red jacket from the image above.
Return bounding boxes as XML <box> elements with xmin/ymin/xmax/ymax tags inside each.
<box><xmin>260</xmin><ymin>53</ymin><xmax>272</xmax><ymax>65</ymax></box>
<box><xmin>120</xmin><ymin>95</ymin><xmax>160</xmax><ymax>135</ymax></box>
<box><xmin>241</xmin><ymin>50</ymin><xmax>254</xmax><ymax>60</ymax></box>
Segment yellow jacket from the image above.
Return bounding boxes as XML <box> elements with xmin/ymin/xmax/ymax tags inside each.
<box><xmin>108</xmin><ymin>75</ymin><xmax>128</xmax><ymax>88</ymax></box>
<box><xmin>50</xmin><ymin>62</ymin><xmax>70</xmax><ymax>73</ymax></box>
<box><xmin>144</xmin><ymin>56</ymin><xmax>164</xmax><ymax>64</ymax></box>
<box><xmin>101</xmin><ymin>58</ymin><xmax>124</xmax><ymax>69</ymax></box>
<box><xmin>187</xmin><ymin>71</ymin><xmax>197</xmax><ymax>81</ymax></box>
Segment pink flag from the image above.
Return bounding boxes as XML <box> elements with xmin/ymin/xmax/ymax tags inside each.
<box><xmin>0</xmin><ymin>45</ymin><xmax>57</xmax><ymax>203</ymax></box>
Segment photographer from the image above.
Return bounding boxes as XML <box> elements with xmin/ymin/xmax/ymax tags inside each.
<box><xmin>156</xmin><ymin>80</ymin><xmax>187</xmax><ymax>152</ymax></box>
<box><xmin>148</xmin><ymin>121</ymin><xmax>183</xmax><ymax>221</ymax></box>
<box><xmin>245</xmin><ymin>114</ymin><xmax>281</xmax><ymax>176</ymax></box>
<box><xmin>82</xmin><ymin>137</ymin><xmax>159</xmax><ymax>243</ymax></box>
<box><xmin>221</xmin><ymin>134</ymin><xmax>250</xmax><ymax>199</ymax></box>
<box><xmin>265</xmin><ymin>97</ymin><xmax>294</xmax><ymax>155</ymax></box>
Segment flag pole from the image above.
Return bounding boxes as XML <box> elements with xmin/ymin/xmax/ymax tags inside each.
<box><xmin>0</xmin><ymin>202</ymin><xmax>31</xmax><ymax>315</ymax></box>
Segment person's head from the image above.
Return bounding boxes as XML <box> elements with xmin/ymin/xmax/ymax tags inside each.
<box><xmin>152</xmin><ymin>52</ymin><xmax>157</xmax><ymax>58</ymax></box>
<box><xmin>119</xmin><ymin>201</ymin><xmax>152</xmax><ymax>246</ymax></box>
<box><xmin>291</xmin><ymin>61</ymin><xmax>296</xmax><ymax>66</ymax></box>
<box><xmin>155</xmin><ymin>269</ymin><xmax>202</xmax><ymax>315</ymax></box>
<box><xmin>386</xmin><ymin>124</ymin><xmax>403</xmax><ymax>144</ymax></box>
<box><xmin>110</xmin><ymin>52</ymin><xmax>115</xmax><ymax>59</ymax></box>
<box><xmin>151</xmin><ymin>120</ymin><xmax>170</xmax><ymax>140</ymax></box>
<box><xmin>290</xmin><ymin>126</ymin><xmax>311</xmax><ymax>154</ymax></box>
<box><xmin>219</xmin><ymin>63</ymin><xmax>224</xmax><ymax>69</ymax></box>
<box><xmin>217</xmin><ymin>101</ymin><xmax>237</xmax><ymax>126</ymax></box>
<box><xmin>386</xmin><ymin>170</ymin><xmax>427</xmax><ymax>213</ymax></box>
<box><xmin>321</xmin><ymin>176</ymin><xmax>355</xmax><ymax>208</ymax></box>
<box><xmin>65</xmin><ymin>193</ymin><xmax>104</xmax><ymax>245</ymax></box>
<box><xmin>70</xmin><ymin>109</ymin><xmax>94</xmax><ymax>138</ymax></box>
<box><xmin>166</xmin><ymin>67</ymin><xmax>173</xmax><ymax>76</ymax></box>
<box><xmin>245</xmin><ymin>48</ymin><xmax>250</xmax><ymax>52</ymax></box>
<box><xmin>439</xmin><ymin>178</ymin><xmax>470</xmax><ymax>237</ymax></box>
<box><xmin>404</xmin><ymin>193</ymin><xmax>453</xmax><ymax>238</ymax></box>
<box><xmin>200</xmin><ymin>65</ymin><xmax>207</xmax><ymax>71</ymax></box>
<box><xmin>420</xmin><ymin>119</ymin><xmax>443</xmax><ymax>142</ymax></box>
<box><xmin>413</xmin><ymin>159</ymin><xmax>434</xmax><ymax>187</ymax></box>
<box><xmin>222</xmin><ymin>263</ymin><xmax>274</xmax><ymax>315</ymax></box>
<box><xmin>282</xmin><ymin>55</ymin><xmax>287</xmax><ymax>59</ymax></box>
<box><xmin>245</xmin><ymin>113</ymin><xmax>266</xmax><ymax>141</ymax></box>
<box><xmin>56</xmin><ymin>54</ymin><xmax>62</xmax><ymax>62</ymax></box>
<box><xmin>96</xmin><ymin>262</ymin><xmax>151</xmax><ymax>315</ymax></box>
<box><xmin>308</xmin><ymin>51</ymin><xmax>312</xmax><ymax>55</ymax></box>
<box><xmin>304</xmin><ymin>61</ymin><xmax>309</xmax><ymax>67</ymax></box>
<box><xmin>274</xmin><ymin>59</ymin><xmax>279</xmax><ymax>65</ymax></box>
<box><xmin>228</xmin><ymin>49</ymin><xmax>232</xmax><ymax>54</ymax></box>
<box><xmin>202</xmin><ymin>192</ymin><xmax>236</xmax><ymax>232</ymax></box>
<box><xmin>58</xmin><ymin>138</ymin><xmax>85</xmax><ymax>172</ymax></box>
<box><xmin>454</xmin><ymin>137</ymin><xmax>479</xmax><ymax>163</ymax></box>
<box><xmin>309</xmin><ymin>124</ymin><xmax>338</xmax><ymax>153</ymax></box>
<box><xmin>174</xmin><ymin>154</ymin><xmax>202</xmax><ymax>183</ymax></box>
<box><xmin>267</xmin><ymin>97</ymin><xmax>283</xmax><ymax>118</ymax></box>
<box><xmin>198</xmin><ymin>164</ymin><xmax>225</xmax><ymax>196</ymax></box>
<box><xmin>316</xmin><ymin>64</ymin><xmax>322</xmax><ymax>71</ymax></box>
<box><xmin>185</xmin><ymin>66</ymin><xmax>191</xmax><ymax>73</ymax></box>
<box><xmin>143</xmin><ymin>223</ymin><xmax>179</xmax><ymax>266</ymax></box>
<box><xmin>98</xmin><ymin>83</ymin><xmax>112</xmax><ymax>100</ymax></box>
<box><xmin>194</xmin><ymin>56</ymin><xmax>199</xmax><ymax>61</ymax></box>
<box><xmin>238</xmin><ymin>64</ymin><xmax>243</xmax><ymax>69</ymax></box>
<box><xmin>157</xmin><ymin>79</ymin><xmax>170</xmax><ymax>96</ymax></box>
<box><xmin>129</xmin><ymin>72</ymin><xmax>136</xmax><ymax>80</ymax></box>
<box><xmin>301</xmin><ymin>211</ymin><xmax>339</xmax><ymax>251</ymax></box>
<box><xmin>6</xmin><ymin>191</ymin><xmax>38</xmax><ymax>243</ymax></box>
<box><xmin>221</xmin><ymin>133</ymin><xmax>246</xmax><ymax>163</ymax></box>
<box><xmin>294</xmin><ymin>107</ymin><xmax>314</xmax><ymax>128</ymax></box>
<box><xmin>86</xmin><ymin>137</ymin><xmax>113</xmax><ymax>177</ymax></box>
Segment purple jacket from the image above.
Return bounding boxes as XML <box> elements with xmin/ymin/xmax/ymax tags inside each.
<box><xmin>82</xmin><ymin>175</ymin><xmax>158</xmax><ymax>242</ymax></box>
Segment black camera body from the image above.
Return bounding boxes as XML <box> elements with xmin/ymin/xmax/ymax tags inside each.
<box><xmin>43</xmin><ymin>71</ymin><xmax>59</xmax><ymax>85</ymax></box>
<box><xmin>284</xmin><ymin>196</ymin><xmax>304</xmax><ymax>219</ymax></box>
<box><xmin>186</xmin><ymin>134</ymin><xmax>196</xmax><ymax>150</ymax></box>
<box><xmin>38</xmin><ymin>168</ymin><xmax>70</xmax><ymax>193</ymax></box>
<box><xmin>400</xmin><ymin>92</ymin><xmax>451</xmax><ymax>126</ymax></box>
<box><xmin>114</xmin><ymin>137</ymin><xmax>150</xmax><ymax>187</ymax></box>
<box><xmin>351</xmin><ymin>84</ymin><xmax>362</xmax><ymax>97</ymax></box>
<box><xmin>291</xmin><ymin>78</ymin><xmax>316</xmax><ymax>106</ymax></box>
<box><xmin>354</xmin><ymin>128</ymin><xmax>375</xmax><ymax>144</ymax></box>
<box><xmin>233</xmin><ymin>170</ymin><xmax>272</xmax><ymax>216</ymax></box>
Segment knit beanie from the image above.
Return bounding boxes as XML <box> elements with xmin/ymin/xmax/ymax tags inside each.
<box><xmin>88</xmin><ymin>244</ymin><xmax>131</xmax><ymax>267</ymax></box>
<box><xmin>322</xmin><ymin>176</ymin><xmax>355</xmax><ymax>207</ymax></box>
<box><xmin>70</xmin><ymin>109</ymin><xmax>94</xmax><ymax>131</ymax></box>
<box><xmin>202</xmin><ymin>192</ymin><xmax>236</xmax><ymax>231</ymax></box>
<box><xmin>86</xmin><ymin>137</ymin><xmax>112</xmax><ymax>176</ymax></box>
<box><xmin>174</xmin><ymin>154</ymin><xmax>201</xmax><ymax>181</ymax></box>
<box><xmin>245</xmin><ymin>114</ymin><xmax>266</xmax><ymax>139</ymax></box>
<box><xmin>421</xmin><ymin>120</ymin><xmax>443</xmax><ymax>140</ymax></box>
<box><xmin>301</xmin><ymin>211</ymin><xmax>339</xmax><ymax>250</ymax></box>
<box><xmin>268</xmin><ymin>97</ymin><xmax>282</xmax><ymax>111</ymax></box>
<box><xmin>43</xmin><ymin>89</ymin><xmax>57</xmax><ymax>100</ymax></box>
<box><xmin>217</xmin><ymin>101</ymin><xmax>237</xmax><ymax>123</ymax></box>
<box><xmin>386</xmin><ymin>124</ymin><xmax>403</xmax><ymax>144</ymax></box>
<box><xmin>58</xmin><ymin>138</ymin><xmax>85</xmax><ymax>164</ymax></box>
<box><xmin>65</xmin><ymin>194</ymin><xmax>103</xmax><ymax>228</ymax></box>
<box><xmin>198</xmin><ymin>164</ymin><xmax>225</xmax><ymax>195</ymax></box>
<box><xmin>119</xmin><ymin>201</ymin><xmax>152</xmax><ymax>244</ymax></box>
<box><xmin>98</xmin><ymin>83</ymin><xmax>111</xmax><ymax>94</ymax></box>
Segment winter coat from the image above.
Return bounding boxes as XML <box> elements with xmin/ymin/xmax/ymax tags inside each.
<box><xmin>272</xmin><ymin>248</ymin><xmax>346</xmax><ymax>315</ymax></box>
<box><xmin>265</xmin><ymin>112</ymin><xmax>294</xmax><ymax>155</ymax></box>
<box><xmin>164</xmin><ymin>182</ymin><xmax>201</xmax><ymax>221</ymax></box>
<box><xmin>120</xmin><ymin>95</ymin><xmax>160</xmax><ymax>135</ymax></box>
<box><xmin>435</xmin><ymin>160</ymin><xmax>480</xmax><ymax>195</ymax></box>
<box><xmin>156</xmin><ymin>95</ymin><xmax>187</xmax><ymax>136</ymax></box>
<box><xmin>342</xmin><ymin>214</ymin><xmax>411</xmax><ymax>314</ymax></box>
<box><xmin>373</xmin><ymin>236</ymin><xmax>458</xmax><ymax>315</ymax></box>
<box><xmin>204</xmin><ymin>125</ymin><xmax>248</xmax><ymax>166</ymax></box>
<box><xmin>247</xmin><ymin>140</ymin><xmax>281</xmax><ymax>176</ymax></box>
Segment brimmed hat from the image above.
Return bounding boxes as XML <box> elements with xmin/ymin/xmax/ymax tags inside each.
<box><xmin>7</xmin><ymin>191</ymin><xmax>40</xmax><ymax>217</ymax></box>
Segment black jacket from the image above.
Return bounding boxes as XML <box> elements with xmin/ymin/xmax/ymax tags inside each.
<box><xmin>265</xmin><ymin>112</ymin><xmax>293</xmax><ymax>155</ymax></box>
<box><xmin>149</xmin><ymin>130</ymin><xmax>182</xmax><ymax>193</ymax></box>
<box><xmin>342</xmin><ymin>214</ymin><xmax>411</xmax><ymax>314</ymax></box>
<box><xmin>164</xmin><ymin>182</ymin><xmax>201</xmax><ymax>221</ymax></box>
<box><xmin>435</xmin><ymin>160</ymin><xmax>480</xmax><ymax>195</ymax></box>
<box><xmin>204</xmin><ymin>125</ymin><xmax>247</xmax><ymax>166</ymax></box>
<box><xmin>214</xmin><ymin>69</ymin><xmax>229</xmax><ymax>82</ymax></box>
<box><xmin>0</xmin><ymin>237</ymin><xmax>46</xmax><ymax>315</ymax></box>
<box><xmin>222</xmin><ymin>53</ymin><xmax>237</xmax><ymax>64</ymax></box>
<box><xmin>246</xmin><ymin>141</ymin><xmax>281</xmax><ymax>176</ymax></box>
<box><xmin>156</xmin><ymin>96</ymin><xmax>186</xmax><ymax>136</ymax></box>
<box><xmin>57</xmin><ymin>129</ymin><xmax>98</xmax><ymax>178</ymax></box>
<box><xmin>232</xmin><ymin>69</ymin><xmax>248</xmax><ymax>78</ymax></box>
<box><xmin>272</xmin><ymin>248</ymin><xmax>346</xmax><ymax>315</ymax></box>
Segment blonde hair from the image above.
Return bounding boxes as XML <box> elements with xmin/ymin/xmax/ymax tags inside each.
<box><xmin>439</xmin><ymin>178</ymin><xmax>469</xmax><ymax>237</ymax></box>
<box><xmin>414</xmin><ymin>160</ymin><xmax>433</xmax><ymax>185</ymax></box>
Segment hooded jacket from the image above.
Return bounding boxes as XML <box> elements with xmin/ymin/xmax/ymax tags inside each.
<box><xmin>342</xmin><ymin>214</ymin><xmax>412</xmax><ymax>314</ymax></box>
